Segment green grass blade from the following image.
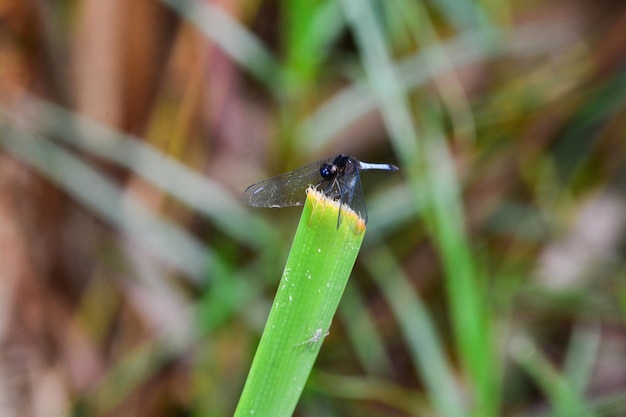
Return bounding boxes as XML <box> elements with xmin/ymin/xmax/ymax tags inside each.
<box><xmin>512</xmin><ymin>335</ymin><xmax>601</xmax><ymax>417</ymax></box>
<box><xmin>563</xmin><ymin>324</ymin><xmax>601</xmax><ymax>395</ymax></box>
<box><xmin>159</xmin><ymin>0</ymin><xmax>281</xmax><ymax>92</ymax></box>
<box><xmin>340</xmin><ymin>1</ymin><xmax>497</xmax><ymax>415</ymax></box>
<box><xmin>7</xmin><ymin>95</ymin><xmax>278</xmax><ymax>251</ymax></box>
<box><xmin>338</xmin><ymin>284</ymin><xmax>394</xmax><ymax>377</ymax></box>
<box><xmin>364</xmin><ymin>247</ymin><xmax>468</xmax><ymax>417</ymax></box>
<box><xmin>283</xmin><ymin>0</ymin><xmax>344</xmax><ymax>86</ymax></box>
<box><xmin>234</xmin><ymin>188</ymin><xmax>366</xmax><ymax>417</ymax></box>
<box><xmin>0</xmin><ymin>121</ymin><xmax>214</xmax><ymax>282</ymax></box>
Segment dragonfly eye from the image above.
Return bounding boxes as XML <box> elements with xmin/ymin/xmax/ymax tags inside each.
<box><xmin>320</xmin><ymin>163</ymin><xmax>337</xmax><ymax>180</ymax></box>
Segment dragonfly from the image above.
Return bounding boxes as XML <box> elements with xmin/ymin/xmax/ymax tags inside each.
<box><xmin>243</xmin><ymin>154</ymin><xmax>398</xmax><ymax>228</ymax></box>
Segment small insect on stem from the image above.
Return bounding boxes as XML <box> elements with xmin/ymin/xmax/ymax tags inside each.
<box><xmin>243</xmin><ymin>154</ymin><xmax>399</xmax><ymax>230</ymax></box>
<box><xmin>295</xmin><ymin>328</ymin><xmax>329</xmax><ymax>348</ymax></box>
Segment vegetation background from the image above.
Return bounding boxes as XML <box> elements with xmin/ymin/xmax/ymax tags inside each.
<box><xmin>0</xmin><ymin>0</ymin><xmax>625</xmax><ymax>416</ymax></box>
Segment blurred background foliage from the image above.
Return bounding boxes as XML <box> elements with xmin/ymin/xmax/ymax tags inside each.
<box><xmin>0</xmin><ymin>0</ymin><xmax>625</xmax><ymax>416</ymax></box>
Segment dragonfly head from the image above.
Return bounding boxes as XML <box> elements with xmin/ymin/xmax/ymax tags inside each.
<box><xmin>320</xmin><ymin>162</ymin><xmax>338</xmax><ymax>180</ymax></box>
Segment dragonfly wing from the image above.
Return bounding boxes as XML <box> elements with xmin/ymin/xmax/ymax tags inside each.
<box><xmin>243</xmin><ymin>157</ymin><xmax>334</xmax><ymax>207</ymax></box>
<box><xmin>338</xmin><ymin>169</ymin><xmax>368</xmax><ymax>225</ymax></box>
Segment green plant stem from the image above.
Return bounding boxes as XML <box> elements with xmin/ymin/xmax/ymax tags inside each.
<box><xmin>234</xmin><ymin>188</ymin><xmax>366</xmax><ymax>417</ymax></box>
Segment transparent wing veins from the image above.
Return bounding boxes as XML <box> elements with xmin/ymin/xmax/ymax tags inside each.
<box><xmin>243</xmin><ymin>157</ymin><xmax>334</xmax><ymax>208</ymax></box>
